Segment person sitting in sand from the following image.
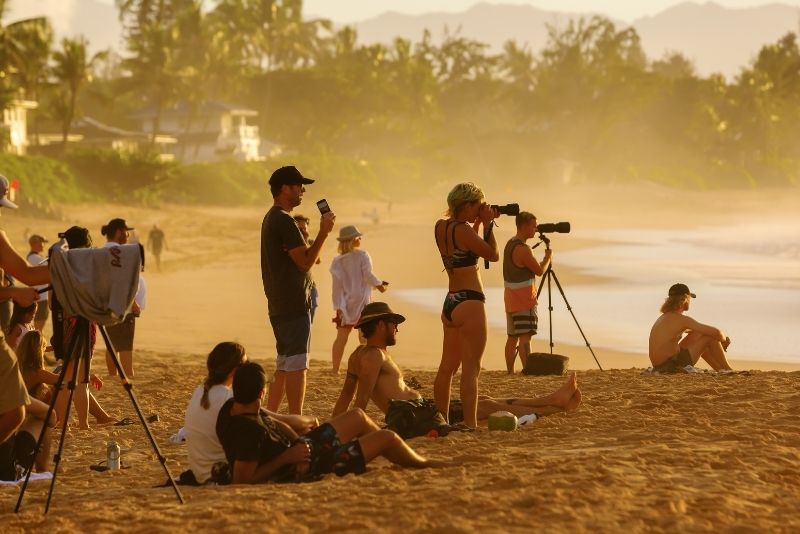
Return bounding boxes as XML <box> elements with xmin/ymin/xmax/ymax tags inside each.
<box><xmin>648</xmin><ymin>283</ymin><xmax>733</xmax><ymax>372</ymax></box>
<box><xmin>332</xmin><ymin>302</ymin><xmax>582</xmax><ymax>437</ymax></box>
<box><xmin>216</xmin><ymin>361</ymin><xmax>449</xmax><ymax>484</ymax></box>
<box><xmin>17</xmin><ymin>330</ymin><xmax>115</xmax><ymax>425</ymax></box>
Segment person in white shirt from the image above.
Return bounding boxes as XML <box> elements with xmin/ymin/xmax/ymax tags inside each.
<box><xmin>184</xmin><ymin>342</ymin><xmax>247</xmax><ymax>484</ymax></box>
<box><xmin>26</xmin><ymin>234</ymin><xmax>49</xmax><ymax>332</ymax></box>
<box><xmin>329</xmin><ymin>225</ymin><xmax>386</xmax><ymax>374</ymax></box>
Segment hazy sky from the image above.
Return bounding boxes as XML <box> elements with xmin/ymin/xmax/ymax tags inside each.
<box><xmin>81</xmin><ymin>1</ymin><xmax>797</xmax><ymax>23</ymax></box>
<box><xmin>302</xmin><ymin>1</ymin><xmax>791</xmax><ymax>22</ymax></box>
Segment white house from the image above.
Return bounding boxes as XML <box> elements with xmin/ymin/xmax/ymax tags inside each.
<box><xmin>130</xmin><ymin>101</ymin><xmax>270</xmax><ymax>163</ymax></box>
<box><xmin>1</xmin><ymin>99</ymin><xmax>37</xmax><ymax>155</ymax></box>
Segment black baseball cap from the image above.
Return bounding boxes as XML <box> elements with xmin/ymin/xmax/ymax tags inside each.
<box><xmin>102</xmin><ymin>218</ymin><xmax>134</xmax><ymax>237</ymax></box>
<box><xmin>268</xmin><ymin>166</ymin><xmax>315</xmax><ymax>187</ymax></box>
<box><xmin>668</xmin><ymin>283</ymin><xmax>696</xmax><ymax>298</ymax></box>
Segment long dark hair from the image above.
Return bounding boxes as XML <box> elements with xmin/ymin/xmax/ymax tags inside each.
<box><xmin>7</xmin><ymin>301</ymin><xmax>36</xmax><ymax>337</ymax></box>
<box><xmin>201</xmin><ymin>342</ymin><xmax>247</xmax><ymax>409</ymax></box>
<box><xmin>17</xmin><ymin>329</ymin><xmax>46</xmax><ymax>373</ymax></box>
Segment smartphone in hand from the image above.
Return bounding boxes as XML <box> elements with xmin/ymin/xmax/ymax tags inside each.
<box><xmin>316</xmin><ymin>199</ymin><xmax>331</xmax><ymax>215</ymax></box>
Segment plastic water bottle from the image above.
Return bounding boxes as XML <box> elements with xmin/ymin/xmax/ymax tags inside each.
<box><xmin>107</xmin><ymin>441</ymin><xmax>121</xmax><ymax>470</ymax></box>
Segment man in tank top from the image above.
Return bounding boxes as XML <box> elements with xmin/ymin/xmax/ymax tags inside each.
<box><xmin>502</xmin><ymin>212</ymin><xmax>552</xmax><ymax>374</ymax></box>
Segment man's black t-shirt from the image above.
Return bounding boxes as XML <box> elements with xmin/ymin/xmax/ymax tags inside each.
<box><xmin>260</xmin><ymin>206</ymin><xmax>311</xmax><ymax>317</ymax></box>
<box><xmin>215</xmin><ymin>398</ymin><xmax>295</xmax><ymax>482</ymax></box>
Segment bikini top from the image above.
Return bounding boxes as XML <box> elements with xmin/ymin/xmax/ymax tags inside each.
<box><xmin>435</xmin><ymin>219</ymin><xmax>478</xmax><ymax>270</ymax></box>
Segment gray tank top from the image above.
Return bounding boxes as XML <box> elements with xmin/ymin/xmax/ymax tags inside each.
<box><xmin>503</xmin><ymin>238</ymin><xmax>534</xmax><ymax>284</ymax></box>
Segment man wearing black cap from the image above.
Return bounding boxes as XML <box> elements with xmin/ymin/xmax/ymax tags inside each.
<box><xmin>261</xmin><ymin>166</ymin><xmax>335</xmax><ymax>415</ymax></box>
<box><xmin>648</xmin><ymin>283</ymin><xmax>733</xmax><ymax>372</ymax></box>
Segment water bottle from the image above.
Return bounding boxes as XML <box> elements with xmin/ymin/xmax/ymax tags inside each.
<box><xmin>107</xmin><ymin>441</ymin><xmax>121</xmax><ymax>470</ymax></box>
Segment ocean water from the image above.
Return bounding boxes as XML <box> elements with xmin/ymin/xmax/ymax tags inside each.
<box><xmin>394</xmin><ymin>223</ymin><xmax>800</xmax><ymax>364</ymax></box>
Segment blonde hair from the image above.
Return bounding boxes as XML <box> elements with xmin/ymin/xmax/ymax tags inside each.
<box><xmin>660</xmin><ymin>295</ymin><xmax>689</xmax><ymax>313</ymax></box>
<box><xmin>446</xmin><ymin>182</ymin><xmax>484</xmax><ymax>217</ymax></box>
<box><xmin>337</xmin><ymin>238</ymin><xmax>357</xmax><ymax>255</ymax></box>
<box><xmin>17</xmin><ymin>330</ymin><xmax>46</xmax><ymax>373</ymax></box>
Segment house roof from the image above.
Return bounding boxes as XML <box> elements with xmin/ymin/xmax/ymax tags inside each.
<box><xmin>129</xmin><ymin>100</ymin><xmax>258</xmax><ymax>120</ymax></box>
<box><xmin>72</xmin><ymin>116</ymin><xmax>177</xmax><ymax>144</ymax></box>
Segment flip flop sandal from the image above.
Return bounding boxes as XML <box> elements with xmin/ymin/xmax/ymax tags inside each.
<box><xmin>113</xmin><ymin>417</ymin><xmax>135</xmax><ymax>426</ymax></box>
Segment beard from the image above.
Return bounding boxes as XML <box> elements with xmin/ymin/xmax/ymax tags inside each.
<box><xmin>385</xmin><ymin>332</ymin><xmax>396</xmax><ymax>346</ymax></box>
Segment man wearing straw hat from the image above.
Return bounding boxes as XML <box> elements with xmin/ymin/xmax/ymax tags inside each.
<box><xmin>332</xmin><ymin>302</ymin><xmax>581</xmax><ymax>438</ymax></box>
<box><xmin>261</xmin><ymin>166</ymin><xmax>334</xmax><ymax>415</ymax></box>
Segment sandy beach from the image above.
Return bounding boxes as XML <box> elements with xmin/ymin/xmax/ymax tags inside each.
<box><xmin>1</xmin><ymin>183</ymin><xmax>799</xmax><ymax>532</ymax></box>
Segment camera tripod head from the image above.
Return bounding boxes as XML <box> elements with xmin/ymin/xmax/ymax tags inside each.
<box><xmin>531</xmin><ymin>232</ymin><xmax>551</xmax><ymax>250</ymax></box>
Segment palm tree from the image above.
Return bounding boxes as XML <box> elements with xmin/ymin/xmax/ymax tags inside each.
<box><xmin>0</xmin><ymin>0</ymin><xmax>52</xmax><ymax>149</ymax></box>
<box><xmin>51</xmin><ymin>36</ymin><xmax>107</xmax><ymax>147</ymax></box>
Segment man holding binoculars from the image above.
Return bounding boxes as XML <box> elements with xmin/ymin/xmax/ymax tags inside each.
<box><xmin>502</xmin><ymin>212</ymin><xmax>553</xmax><ymax>374</ymax></box>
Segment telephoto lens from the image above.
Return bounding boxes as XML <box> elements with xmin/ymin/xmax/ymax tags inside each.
<box><xmin>490</xmin><ymin>203</ymin><xmax>520</xmax><ymax>216</ymax></box>
<box><xmin>537</xmin><ymin>222</ymin><xmax>570</xmax><ymax>233</ymax></box>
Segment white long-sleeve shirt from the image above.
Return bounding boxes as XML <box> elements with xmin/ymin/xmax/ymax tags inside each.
<box><xmin>330</xmin><ymin>249</ymin><xmax>382</xmax><ymax>325</ymax></box>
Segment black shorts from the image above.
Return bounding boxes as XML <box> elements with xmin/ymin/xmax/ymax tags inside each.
<box><xmin>269</xmin><ymin>312</ymin><xmax>311</xmax><ymax>371</ymax></box>
<box><xmin>106</xmin><ymin>314</ymin><xmax>136</xmax><ymax>352</ymax></box>
<box><xmin>653</xmin><ymin>348</ymin><xmax>693</xmax><ymax>373</ymax></box>
<box><xmin>301</xmin><ymin>423</ymin><xmax>366</xmax><ymax>478</ymax></box>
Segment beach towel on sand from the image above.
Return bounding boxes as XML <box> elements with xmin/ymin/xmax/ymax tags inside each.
<box><xmin>50</xmin><ymin>245</ymin><xmax>141</xmax><ymax>326</ymax></box>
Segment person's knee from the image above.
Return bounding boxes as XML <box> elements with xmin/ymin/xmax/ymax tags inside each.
<box><xmin>349</xmin><ymin>407</ymin><xmax>368</xmax><ymax>422</ymax></box>
<box><xmin>380</xmin><ymin>429</ymin><xmax>403</xmax><ymax>447</ymax></box>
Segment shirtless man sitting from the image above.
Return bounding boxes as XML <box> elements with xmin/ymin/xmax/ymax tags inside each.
<box><xmin>332</xmin><ymin>302</ymin><xmax>581</xmax><ymax>437</ymax></box>
<box><xmin>648</xmin><ymin>283</ymin><xmax>733</xmax><ymax>372</ymax></box>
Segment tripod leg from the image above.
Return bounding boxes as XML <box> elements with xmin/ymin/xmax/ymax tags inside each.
<box><xmin>16</xmin><ymin>322</ymin><xmax>83</xmax><ymax>513</ymax></box>
<box><xmin>98</xmin><ymin>325</ymin><xmax>185</xmax><ymax>504</ymax></box>
<box><xmin>536</xmin><ymin>267</ymin><xmax>556</xmax><ymax>355</ymax></box>
<box><xmin>548</xmin><ymin>269</ymin><xmax>604</xmax><ymax>371</ymax></box>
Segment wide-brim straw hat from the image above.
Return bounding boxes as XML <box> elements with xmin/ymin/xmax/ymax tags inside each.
<box><xmin>337</xmin><ymin>225</ymin><xmax>363</xmax><ymax>242</ymax></box>
<box><xmin>356</xmin><ymin>302</ymin><xmax>406</xmax><ymax>328</ymax></box>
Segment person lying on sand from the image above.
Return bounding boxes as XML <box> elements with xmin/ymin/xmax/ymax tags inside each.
<box><xmin>649</xmin><ymin>283</ymin><xmax>733</xmax><ymax>372</ymax></box>
<box><xmin>332</xmin><ymin>302</ymin><xmax>581</xmax><ymax>438</ymax></box>
<box><xmin>216</xmin><ymin>361</ymin><xmax>450</xmax><ymax>484</ymax></box>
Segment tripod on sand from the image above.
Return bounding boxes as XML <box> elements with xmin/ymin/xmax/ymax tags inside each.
<box><xmin>534</xmin><ymin>234</ymin><xmax>603</xmax><ymax>371</ymax></box>
<box><xmin>15</xmin><ymin>253</ymin><xmax>184</xmax><ymax>513</ymax></box>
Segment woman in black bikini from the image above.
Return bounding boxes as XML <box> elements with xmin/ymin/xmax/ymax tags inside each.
<box><xmin>433</xmin><ymin>183</ymin><xmax>499</xmax><ymax>428</ymax></box>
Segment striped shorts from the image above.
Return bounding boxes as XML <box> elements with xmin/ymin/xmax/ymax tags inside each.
<box><xmin>506</xmin><ymin>308</ymin><xmax>538</xmax><ymax>336</ymax></box>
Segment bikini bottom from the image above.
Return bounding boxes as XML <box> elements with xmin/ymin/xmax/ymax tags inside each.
<box><xmin>442</xmin><ymin>289</ymin><xmax>485</xmax><ymax>322</ymax></box>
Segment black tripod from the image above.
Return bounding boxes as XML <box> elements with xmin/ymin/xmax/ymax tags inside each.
<box><xmin>15</xmin><ymin>315</ymin><xmax>184</xmax><ymax>513</ymax></box>
<box><xmin>534</xmin><ymin>235</ymin><xmax>604</xmax><ymax>371</ymax></box>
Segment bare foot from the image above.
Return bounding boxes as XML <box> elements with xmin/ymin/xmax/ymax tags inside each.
<box><xmin>565</xmin><ymin>388</ymin><xmax>582</xmax><ymax>412</ymax></box>
<box><xmin>550</xmin><ymin>372</ymin><xmax>578</xmax><ymax>408</ymax></box>
<box><xmin>94</xmin><ymin>413</ymin><xmax>116</xmax><ymax>425</ymax></box>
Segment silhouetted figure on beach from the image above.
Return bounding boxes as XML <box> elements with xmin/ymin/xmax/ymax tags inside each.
<box><xmin>147</xmin><ymin>225</ymin><xmax>168</xmax><ymax>271</ymax></box>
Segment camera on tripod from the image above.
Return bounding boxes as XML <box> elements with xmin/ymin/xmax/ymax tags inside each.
<box><xmin>490</xmin><ymin>203</ymin><xmax>520</xmax><ymax>216</ymax></box>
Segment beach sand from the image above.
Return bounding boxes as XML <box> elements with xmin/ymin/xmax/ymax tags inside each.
<box><xmin>1</xmin><ymin>184</ymin><xmax>799</xmax><ymax>531</ymax></box>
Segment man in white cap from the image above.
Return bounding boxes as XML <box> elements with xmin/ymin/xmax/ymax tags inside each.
<box><xmin>648</xmin><ymin>283</ymin><xmax>733</xmax><ymax>372</ymax></box>
<box><xmin>26</xmin><ymin>234</ymin><xmax>50</xmax><ymax>331</ymax></box>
